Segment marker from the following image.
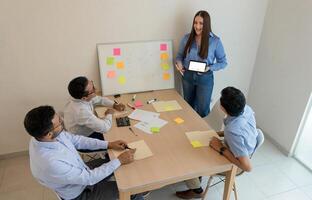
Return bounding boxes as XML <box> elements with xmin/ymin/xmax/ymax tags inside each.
<box><xmin>129</xmin><ymin>127</ymin><xmax>137</xmax><ymax>136</ymax></box>
<box><xmin>127</xmin><ymin>103</ymin><xmax>135</xmax><ymax>110</ymax></box>
<box><xmin>147</xmin><ymin>98</ymin><xmax>157</xmax><ymax>104</ymax></box>
<box><xmin>175</xmin><ymin>62</ymin><xmax>184</xmax><ymax>76</ymax></box>
<box><xmin>132</xmin><ymin>94</ymin><xmax>136</xmax><ymax>101</ymax></box>
<box><xmin>114</xmin><ymin>99</ymin><xmax>119</xmax><ymax>105</ymax></box>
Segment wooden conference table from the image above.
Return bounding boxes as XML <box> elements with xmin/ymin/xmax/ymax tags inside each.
<box><xmin>104</xmin><ymin>89</ymin><xmax>237</xmax><ymax>200</ymax></box>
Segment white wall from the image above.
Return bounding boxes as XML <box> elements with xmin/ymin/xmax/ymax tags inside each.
<box><xmin>248</xmin><ymin>0</ymin><xmax>312</xmax><ymax>154</ymax></box>
<box><xmin>0</xmin><ymin>0</ymin><xmax>268</xmax><ymax>155</ymax></box>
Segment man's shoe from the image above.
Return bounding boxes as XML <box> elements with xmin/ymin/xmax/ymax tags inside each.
<box><xmin>176</xmin><ymin>189</ymin><xmax>203</xmax><ymax>199</ymax></box>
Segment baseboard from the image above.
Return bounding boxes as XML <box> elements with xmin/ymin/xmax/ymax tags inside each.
<box><xmin>260</xmin><ymin>128</ymin><xmax>290</xmax><ymax>156</ymax></box>
<box><xmin>0</xmin><ymin>150</ymin><xmax>29</xmax><ymax>160</ymax></box>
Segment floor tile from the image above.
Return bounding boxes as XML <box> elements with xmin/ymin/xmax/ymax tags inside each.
<box><xmin>267</xmin><ymin>189</ymin><xmax>311</xmax><ymax>200</ymax></box>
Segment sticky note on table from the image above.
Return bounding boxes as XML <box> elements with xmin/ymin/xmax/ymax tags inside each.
<box><xmin>107</xmin><ymin>70</ymin><xmax>116</xmax><ymax>78</ymax></box>
<box><xmin>113</xmin><ymin>48</ymin><xmax>121</xmax><ymax>56</ymax></box>
<box><xmin>163</xmin><ymin>73</ymin><xmax>170</xmax><ymax>80</ymax></box>
<box><xmin>160</xmin><ymin>53</ymin><xmax>169</xmax><ymax>60</ymax></box>
<box><xmin>174</xmin><ymin>117</ymin><xmax>184</xmax><ymax>124</ymax></box>
<box><xmin>118</xmin><ymin>75</ymin><xmax>126</xmax><ymax>85</ymax></box>
<box><xmin>134</xmin><ymin>100</ymin><xmax>143</xmax><ymax>108</ymax></box>
<box><xmin>160</xmin><ymin>43</ymin><xmax>167</xmax><ymax>51</ymax></box>
<box><xmin>116</xmin><ymin>61</ymin><xmax>124</xmax><ymax>69</ymax></box>
<box><xmin>191</xmin><ymin>140</ymin><xmax>203</xmax><ymax>148</ymax></box>
<box><xmin>161</xmin><ymin>63</ymin><xmax>170</xmax><ymax>70</ymax></box>
<box><xmin>150</xmin><ymin>127</ymin><xmax>160</xmax><ymax>133</ymax></box>
<box><xmin>106</xmin><ymin>57</ymin><xmax>114</xmax><ymax>65</ymax></box>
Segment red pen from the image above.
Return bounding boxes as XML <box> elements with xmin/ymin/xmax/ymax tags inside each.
<box><xmin>127</xmin><ymin>103</ymin><xmax>135</xmax><ymax>110</ymax></box>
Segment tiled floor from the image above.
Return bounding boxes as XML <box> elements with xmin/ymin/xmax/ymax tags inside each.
<box><xmin>1</xmin><ymin>140</ymin><xmax>312</xmax><ymax>200</ymax></box>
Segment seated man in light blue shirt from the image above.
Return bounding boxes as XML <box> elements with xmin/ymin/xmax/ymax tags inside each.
<box><xmin>24</xmin><ymin>105</ymin><xmax>142</xmax><ymax>200</ymax></box>
<box><xmin>176</xmin><ymin>87</ymin><xmax>258</xmax><ymax>199</ymax></box>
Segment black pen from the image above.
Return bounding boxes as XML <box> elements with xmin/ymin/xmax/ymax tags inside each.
<box><xmin>129</xmin><ymin>127</ymin><xmax>138</xmax><ymax>136</ymax></box>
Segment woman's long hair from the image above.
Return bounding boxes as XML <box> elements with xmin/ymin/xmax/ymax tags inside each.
<box><xmin>183</xmin><ymin>11</ymin><xmax>211</xmax><ymax>60</ymax></box>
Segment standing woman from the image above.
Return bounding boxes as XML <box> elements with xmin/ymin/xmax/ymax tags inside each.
<box><xmin>176</xmin><ymin>10</ymin><xmax>227</xmax><ymax>117</ymax></box>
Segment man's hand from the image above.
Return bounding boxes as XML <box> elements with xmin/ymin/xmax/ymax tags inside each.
<box><xmin>108</xmin><ymin>140</ymin><xmax>128</xmax><ymax>150</ymax></box>
<box><xmin>118</xmin><ymin>149</ymin><xmax>136</xmax><ymax>165</ymax></box>
<box><xmin>209</xmin><ymin>137</ymin><xmax>223</xmax><ymax>152</ymax></box>
<box><xmin>105</xmin><ymin>108</ymin><xmax>115</xmax><ymax>116</ymax></box>
<box><xmin>113</xmin><ymin>103</ymin><xmax>126</xmax><ymax>111</ymax></box>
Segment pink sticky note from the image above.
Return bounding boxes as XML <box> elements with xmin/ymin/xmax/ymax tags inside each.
<box><xmin>160</xmin><ymin>43</ymin><xmax>167</xmax><ymax>51</ymax></box>
<box><xmin>113</xmin><ymin>48</ymin><xmax>121</xmax><ymax>56</ymax></box>
<box><xmin>134</xmin><ymin>100</ymin><xmax>143</xmax><ymax>108</ymax></box>
<box><xmin>107</xmin><ymin>70</ymin><xmax>116</xmax><ymax>78</ymax></box>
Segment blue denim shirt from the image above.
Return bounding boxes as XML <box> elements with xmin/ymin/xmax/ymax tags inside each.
<box><xmin>29</xmin><ymin>131</ymin><xmax>121</xmax><ymax>200</ymax></box>
<box><xmin>176</xmin><ymin>32</ymin><xmax>227</xmax><ymax>72</ymax></box>
<box><xmin>224</xmin><ymin>105</ymin><xmax>258</xmax><ymax>157</ymax></box>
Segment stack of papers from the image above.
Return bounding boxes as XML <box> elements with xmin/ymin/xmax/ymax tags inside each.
<box><xmin>128</xmin><ymin>109</ymin><xmax>168</xmax><ymax>134</ymax></box>
<box><xmin>152</xmin><ymin>100</ymin><xmax>182</xmax><ymax>112</ymax></box>
<box><xmin>185</xmin><ymin>130</ymin><xmax>219</xmax><ymax>148</ymax></box>
<box><xmin>111</xmin><ymin>140</ymin><xmax>153</xmax><ymax>160</ymax></box>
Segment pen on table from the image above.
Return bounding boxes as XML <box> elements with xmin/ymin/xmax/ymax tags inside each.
<box><xmin>127</xmin><ymin>103</ymin><xmax>135</xmax><ymax>110</ymax></box>
<box><xmin>147</xmin><ymin>98</ymin><xmax>157</xmax><ymax>104</ymax></box>
<box><xmin>132</xmin><ymin>94</ymin><xmax>136</xmax><ymax>101</ymax></box>
<box><xmin>129</xmin><ymin>127</ymin><xmax>138</xmax><ymax>136</ymax></box>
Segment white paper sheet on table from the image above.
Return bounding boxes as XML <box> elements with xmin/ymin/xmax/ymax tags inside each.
<box><xmin>134</xmin><ymin>118</ymin><xmax>168</xmax><ymax>134</ymax></box>
<box><xmin>128</xmin><ymin>109</ymin><xmax>160</xmax><ymax>122</ymax></box>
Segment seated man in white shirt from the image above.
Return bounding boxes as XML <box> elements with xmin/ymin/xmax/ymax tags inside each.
<box><xmin>64</xmin><ymin>76</ymin><xmax>126</xmax><ymax>140</ymax></box>
<box><xmin>24</xmin><ymin>105</ymin><xmax>143</xmax><ymax>200</ymax></box>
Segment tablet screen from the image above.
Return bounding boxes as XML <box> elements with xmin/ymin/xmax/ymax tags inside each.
<box><xmin>188</xmin><ymin>60</ymin><xmax>207</xmax><ymax>72</ymax></box>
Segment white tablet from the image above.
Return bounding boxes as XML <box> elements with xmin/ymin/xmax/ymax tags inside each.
<box><xmin>188</xmin><ymin>60</ymin><xmax>207</xmax><ymax>72</ymax></box>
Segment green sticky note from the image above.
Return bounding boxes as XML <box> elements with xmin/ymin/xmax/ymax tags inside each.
<box><xmin>161</xmin><ymin>63</ymin><xmax>170</xmax><ymax>70</ymax></box>
<box><xmin>106</xmin><ymin>57</ymin><xmax>114</xmax><ymax>65</ymax></box>
<box><xmin>191</xmin><ymin>140</ymin><xmax>203</xmax><ymax>148</ymax></box>
<box><xmin>151</xmin><ymin>127</ymin><xmax>160</xmax><ymax>133</ymax></box>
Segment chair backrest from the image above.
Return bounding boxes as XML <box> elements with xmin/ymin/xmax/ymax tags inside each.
<box><xmin>251</xmin><ymin>128</ymin><xmax>265</xmax><ymax>158</ymax></box>
<box><xmin>205</xmin><ymin>100</ymin><xmax>226</xmax><ymax>131</ymax></box>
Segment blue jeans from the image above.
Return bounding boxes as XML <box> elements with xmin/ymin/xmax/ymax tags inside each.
<box><xmin>182</xmin><ymin>71</ymin><xmax>214</xmax><ymax>118</ymax></box>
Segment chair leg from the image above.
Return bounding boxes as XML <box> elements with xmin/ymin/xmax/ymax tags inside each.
<box><xmin>233</xmin><ymin>182</ymin><xmax>238</xmax><ymax>200</ymax></box>
<box><xmin>201</xmin><ymin>176</ymin><xmax>214</xmax><ymax>200</ymax></box>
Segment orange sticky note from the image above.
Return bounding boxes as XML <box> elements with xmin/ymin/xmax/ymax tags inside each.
<box><xmin>116</xmin><ymin>61</ymin><xmax>124</xmax><ymax>69</ymax></box>
<box><xmin>160</xmin><ymin>53</ymin><xmax>169</xmax><ymax>60</ymax></box>
<box><xmin>174</xmin><ymin>117</ymin><xmax>184</xmax><ymax>124</ymax></box>
<box><xmin>163</xmin><ymin>73</ymin><xmax>170</xmax><ymax>80</ymax></box>
<box><xmin>107</xmin><ymin>70</ymin><xmax>116</xmax><ymax>78</ymax></box>
<box><xmin>191</xmin><ymin>140</ymin><xmax>203</xmax><ymax>148</ymax></box>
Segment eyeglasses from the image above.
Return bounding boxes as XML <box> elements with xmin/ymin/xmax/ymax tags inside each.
<box><xmin>84</xmin><ymin>81</ymin><xmax>96</xmax><ymax>97</ymax></box>
<box><xmin>46</xmin><ymin>115</ymin><xmax>63</xmax><ymax>134</ymax></box>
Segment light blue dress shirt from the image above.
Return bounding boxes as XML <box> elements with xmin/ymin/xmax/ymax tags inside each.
<box><xmin>29</xmin><ymin>131</ymin><xmax>121</xmax><ymax>200</ymax></box>
<box><xmin>224</xmin><ymin>105</ymin><xmax>258</xmax><ymax>157</ymax></box>
<box><xmin>176</xmin><ymin>32</ymin><xmax>227</xmax><ymax>71</ymax></box>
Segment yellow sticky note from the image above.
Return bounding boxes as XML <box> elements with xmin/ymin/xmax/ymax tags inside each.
<box><xmin>151</xmin><ymin>127</ymin><xmax>160</xmax><ymax>133</ymax></box>
<box><xmin>160</xmin><ymin>53</ymin><xmax>169</xmax><ymax>60</ymax></box>
<box><xmin>118</xmin><ymin>75</ymin><xmax>126</xmax><ymax>85</ymax></box>
<box><xmin>161</xmin><ymin>63</ymin><xmax>170</xmax><ymax>70</ymax></box>
<box><xmin>165</xmin><ymin>105</ymin><xmax>173</xmax><ymax>111</ymax></box>
<box><xmin>116</xmin><ymin>61</ymin><xmax>124</xmax><ymax>69</ymax></box>
<box><xmin>174</xmin><ymin>117</ymin><xmax>184</xmax><ymax>124</ymax></box>
<box><xmin>191</xmin><ymin>140</ymin><xmax>203</xmax><ymax>148</ymax></box>
<box><xmin>163</xmin><ymin>73</ymin><xmax>170</xmax><ymax>80</ymax></box>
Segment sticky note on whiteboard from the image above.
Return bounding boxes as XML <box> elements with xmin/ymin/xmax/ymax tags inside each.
<box><xmin>160</xmin><ymin>43</ymin><xmax>167</xmax><ymax>51</ymax></box>
<box><xmin>113</xmin><ymin>48</ymin><xmax>121</xmax><ymax>56</ymax></box>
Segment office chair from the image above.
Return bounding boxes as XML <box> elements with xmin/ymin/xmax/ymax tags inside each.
<box><xmin>202</xmin><ymin>128</ymin><xmax>265</xmax><ymax>200</ymax></box>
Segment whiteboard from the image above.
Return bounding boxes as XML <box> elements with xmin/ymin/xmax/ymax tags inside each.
<box><xmin>97</xmin><ymin>40</ymin><xmax>174</xmax><ymax>96</ymax></box>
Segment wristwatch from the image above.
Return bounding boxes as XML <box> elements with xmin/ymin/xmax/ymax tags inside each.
<box><xmin>219</xmin><ymin>146</ymin><xmax>226</xmax><ymax>155</ymax></box>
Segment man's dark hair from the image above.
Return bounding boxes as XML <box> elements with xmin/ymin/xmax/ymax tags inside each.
<box><xmin>68</xmin><ymin>76</ymin><xmax>89</xmax><ymax>99</ymax></box>
<box><xmin>24</xmin><ymin>105</ymin><xmax>55</xmax><ymax>139</ymax></box>
<box><xmin>220</xmin><ymin>87</ymin><xmax>246</xmax><ymax>116</ymax></box>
